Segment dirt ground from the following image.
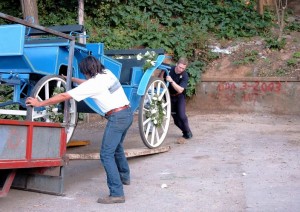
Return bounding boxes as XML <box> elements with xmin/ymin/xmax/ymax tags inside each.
<box><xmin>202</xmin><ymin>4</ymin><xmax>300</xmax><ymax>79</ymax></box>
<box><xmin>203</xmin><ymin>28</ymin><xmax>300</xmax><ymax>79</ymax></box>
<box><xmin>1</xmin><ymin>112</ymin><xmax>300</xmax><ymax>212</ymax></box>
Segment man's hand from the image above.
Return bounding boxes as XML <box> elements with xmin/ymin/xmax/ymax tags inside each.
<box><xmin>166</xmin><ymin>76</ymin><xmax>174</xmax><ymax>83</ymax></box>
<box><xmin>61</xmin><ymin>74</ymin><xmax>67</xmax><ymax>80</ymax></box>
<box><xmin>26</xmin><ymin>93</ymin><xmax>71</xmax><ymax>108</ymax></box>
<box><xmin>26</xmin><ymin>97</ymin><xmax>40</xmax><ymax>107</ymax></box>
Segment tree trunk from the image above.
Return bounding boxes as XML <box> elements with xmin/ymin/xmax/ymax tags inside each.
<box><xmin>275</xmin><ymin>0</ymin><xmax>288</xmax><ymax>42</ymax></box>
<box><xmin>257</xmin><ymin>0</ymin><xmax>264</xmax><ymax>15</ymax></box>
<box><xmin>21</xmin><ymin>0</ymin><xmax>39</xmax><ymax>24</ymax></box>
<box><xmin>78</xmin><ymin>0</ymin><xmax>86</xmax><ymax>44</ymax></box>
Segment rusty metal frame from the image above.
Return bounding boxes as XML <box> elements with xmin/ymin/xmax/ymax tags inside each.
<box><xmin>0</xmin><ymin>12</ymin><xmax>74</xmax><ymax>40</ymax></box>
<box><xmin>0</xmin><ymin>170</ymin><xmax>16</xmax><ymax>197</ymax></box>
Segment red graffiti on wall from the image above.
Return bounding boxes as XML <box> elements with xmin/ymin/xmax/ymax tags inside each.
<box><xmin>238</xmin><ymin>82</ymin><xmax>281</xmax><ymax>93</ymax></box>
<box><xmin>215</xmin><ymin>81</ymin><xmax>282</xmax><ymax>104</ymax></box>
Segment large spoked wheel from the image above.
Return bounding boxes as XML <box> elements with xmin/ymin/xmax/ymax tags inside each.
<box><xmin>27</xmin><ymin>75</ymin><xmax>77</xmax><ymax>143</ymax></box>
<box><xmin>138</xmin><ymin>77</ymin><xmax>171</xmax><ymax>148</ymax></box>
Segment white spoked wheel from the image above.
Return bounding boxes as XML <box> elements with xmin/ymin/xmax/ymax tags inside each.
<box><xmin>27</xmin><ymin>75</ymin><xmax>77</xmax><ymax>143</ymax></box>
<box><xmin>138</xmin><ymin>77</ymin><xmax>171</xmax><ymax>148</ymax></box>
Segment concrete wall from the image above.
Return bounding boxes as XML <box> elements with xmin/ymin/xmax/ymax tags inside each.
<box><xmin>187</xmin><ymin>77</ymin><xmax>300</xmax><ymax>115</ymax></box>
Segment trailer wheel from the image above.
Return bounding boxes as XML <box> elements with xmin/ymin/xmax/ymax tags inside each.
<box><xmin>138</xmin><ymin>77</ymin><xmax>171</xmax><ymax>148</ymax></box>
<box><xmin>27</xmin><ymin>75</ymin><xmax>77</xmax><ymax>142</ymax></box>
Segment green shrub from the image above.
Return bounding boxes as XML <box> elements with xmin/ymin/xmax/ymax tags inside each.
<box><xmin>186</xmin><ymin>60</ymin><xmax>206</xmax><ymax>97</ymax></box>
<box><xmin>293</xmin><ymin>52</ymin><xmax>300</xmax><ymax>58</ymax></box>
<box><xmin>286</xmin><ymin>22</ymin><xmax>300</xmax><ymax>32</ymax></box>
<box><xmin>0</xmin><ymin>85</ymin><xmax>25</xmax><ymax>120</ymax></box>
<box><xmin>233</xmin><ymin>50</ymin><xmax>259</xmax><ymax>65</ymax></box>
<box><xmin>287</xmin><ymin>58</ymin><xmax>298</xmax><ymax>67</ymax></box>
<box><xmin>275</xmin><ymin>69</ymin><xmax>286</xmax><ymax>76</ymax></box>
<box><xmin>265</xmin><ymin>37</ymin><xmax>286</xmax><ymax>50</ymax></box>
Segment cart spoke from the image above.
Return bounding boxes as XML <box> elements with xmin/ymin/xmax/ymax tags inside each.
<box><xmin>44</xmin><ymin>82</ymin><xmax>50</xmax><ymax>99</ymax></box>
<box><xmin>158</xmin><ymin>89</ymin><xmax>167</xmax><ymax>100</ymax></box>
<box><xmin>56</xmin><ymin>81</ymin><xmax>62</xmax><ymax>88</ymax></box>
<box><xmin>36</xmin><ymin>95</ymin><xmax>43</xmax><ymax>102</ymax></box>
<box><xmin>150</xmin><ymin>126</ymin><xmax>156</xmax><ymax>145</ymax></box>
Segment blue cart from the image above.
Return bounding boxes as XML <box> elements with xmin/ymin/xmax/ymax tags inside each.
<box><xmin>0</xmin><ymin>13</ymin><xmax>172</xmax><ymax>149</ymax></box>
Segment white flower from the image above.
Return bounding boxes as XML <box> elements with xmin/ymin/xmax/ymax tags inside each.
<box><xmin>137</xmin><ymin>53</ymin><xmax>143</xmax><ymax>60</ymax></box>
<box><xmin>144</xmin><ymin>51</ymin><xmax>150</xmax><ymax>57</ymax></box>
<box><xmin>150</xmin><ymin>61</ymin><xmax>156</xmax><ymax>66</ymax></box>
<box><xmin>152</xmin><ymin>96</ymin><xmax>158</xmax><ymax>100</ymax></box>
<box><xmin>150</xmin><ymin>51</ymin><xmax>156</xmax><ymax>57</ymax></box>
<box><xmin>153</xmin><ymin>120</ymin><xmax>157</xmax><ymax>124</ymax></box>
<box><xmin>151</xmin><ymin>109</ymin><xmax>157</xmax><ymax>114</ymax></box>
<box><xmin>52</xmin><ymin>108</ymin><xmax>58</xmax><ymax>113</ymax></box>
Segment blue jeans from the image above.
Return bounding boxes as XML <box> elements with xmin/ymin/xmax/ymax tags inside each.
<box><xmin>101</xmin><ymin>107</ymin><xmax>133</xmax><ymax>197</ymax></box>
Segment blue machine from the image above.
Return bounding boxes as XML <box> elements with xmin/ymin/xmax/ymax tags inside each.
<box><xmin>0</xmin><ymin>13</ymin><xmax>171</xmax><ymax>149</ymax></box>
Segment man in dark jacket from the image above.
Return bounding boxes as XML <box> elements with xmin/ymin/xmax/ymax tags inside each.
<box><xmin>165</xmin><ymin>57</ymin><xmax>193</xmax><ymax>139</ymax></box>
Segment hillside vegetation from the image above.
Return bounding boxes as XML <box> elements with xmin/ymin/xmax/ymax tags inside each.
<box><xmin>0</xmin><ymin>0</ymin><xmax>299</xmax><ymax>96</ymax></box>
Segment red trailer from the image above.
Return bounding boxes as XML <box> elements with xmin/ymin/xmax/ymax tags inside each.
<box><xmin>0</xmin><ymin>119</ymin><xmax>67</xmax><ymax>197</ymax></box>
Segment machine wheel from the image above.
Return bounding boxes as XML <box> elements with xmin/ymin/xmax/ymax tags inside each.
<box><xmin>138</xmin><ymin>77</ymin><xmax>171</xmax><ymax>148</ymax></box>
<box><xmin>27</xmin><ymin>75</ymin><xmax>77</xmax><ymax>142</ymax></box>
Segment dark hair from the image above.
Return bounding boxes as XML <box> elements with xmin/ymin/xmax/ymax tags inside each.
<box><xmin>79</xmin><ymin>56</ymin><xmax>105</xmax><ymax>78</ymax></box>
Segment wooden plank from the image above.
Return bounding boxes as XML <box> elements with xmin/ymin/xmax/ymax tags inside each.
<box><xmin>67</xmin><ymin>140</ymin><xmax>90</xmax><ymax>147</ymax></box>
<box><xmin>125</xmin><ymin>146</ymin><xmax>171</xmax><ymax>158</ymax></box>
<box><xmin>66</xmin><ymin>146</ymin><xmax>171</xmax><ymax>160</ymax></box>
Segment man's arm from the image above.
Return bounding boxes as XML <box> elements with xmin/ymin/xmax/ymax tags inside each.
<box><xmin>26</xmin><ymin>92</ymin><xmax>72</xmax><ymax>107</ymax></box>
<box><xmin>166</xmin><ymin>76</ymin><xmax>184</xmax><ymax>94</ymax></box>
<box><xmin>70</xmin><ymin>77</ymin><xmax>86</xmax><ymax>84</ymax></box>
<box><xmin>62</xmin><ymin>75</ymin><xmax>86</xmax><ymax>84</ymax></box>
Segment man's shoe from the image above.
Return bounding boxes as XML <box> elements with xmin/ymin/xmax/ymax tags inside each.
<box><xmin>97</xmin><ymin>196</ymin><xmax>125</xmax><ymax>204</ymax></box>
<box><xmin>122</xmin><ymin>180</ymin><xmax>130</xmax><ymax>185</ymax></box>
<box><xmin>182</xmin><ymin>132</ymin><xmax>193</xmax><ymax>139</ymax></box>
<box><xmin>176</xmin><ymin>137</ymin><xmax>187</xmax><ymax>144</ymax></box>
